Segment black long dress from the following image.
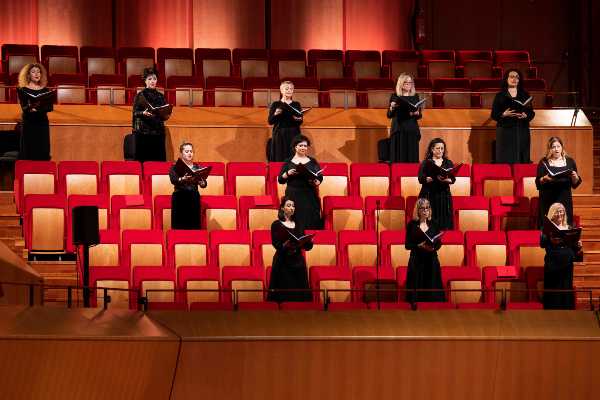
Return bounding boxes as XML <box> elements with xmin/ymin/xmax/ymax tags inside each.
<box><xmin>132</xmin><ymin>88</ymin><xmax>168</xmax><ymax>162</ymax></box>
<box><xmin>405</xmin><ymin>220</ymin><xmax>445</xmax><ymax>302</ymax></box>
<box><xmin>418</xmin><ymin>158</ymin><xmax>455</xmax><ymax>230</ymax></box>
<box><xmin>387</xmin><ymin>93</ymin><xmax>422</xmax><ymax>163</ymax></box>
<box><xmin>169</xmin><ymin>162</ymin><xmax>204</xmax><ymax>230</ymax></box>
<box><xmin>267</xmin><ymin>220</ymin><xmax>312</xmax><ymax>302</ymax></box>
<box><xmin>535</xmin><ymin>157</ymin><xmax>581</xmax><ymax>227</ymax></box>
<box><xmin>17</xmin><ymin>87</ymin><xmax>53</xmax><ymax>160</ymax></box>
<box><xmin>491</xmin><ymin>89</ymin><xmax>535</xmax><ymax>164</ymax></box>
<box><xmin>541</xmin><ymin>232</ymin><xmax>576</xmax><ymax>309</ymax></box>
<box><xmin>278</xmin><ymin>157</ymin><xmax>323</xmax><ymax>231</ymax></box>
<box><xmin>268</xmin><ymin>100</ymin><xmax>303</xmax><ymax>162</ymax></box>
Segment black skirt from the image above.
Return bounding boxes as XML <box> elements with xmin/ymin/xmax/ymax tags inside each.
<box><xmin>171</xmin><ymin>190</ymin><xmax>201</xmax><ymax>230</ymax></box>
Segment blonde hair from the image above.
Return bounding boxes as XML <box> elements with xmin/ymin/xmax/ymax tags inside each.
<box><xmin>412</xmin><ymin>198</ymin><xmax>431</xmax><ymax>221</ymax></box>
<box><xmin>395</xmin><ymin>73</ymin><xmax>416</xmax><ymax>96</ymax></box>
<box><xmin>280</xmin><ymin>80</ymin><xmax>294</xmax><ymax>98</ymax></box>
<box><xmin>18</xmin><ymin>63</ymin><xmax>48</xmax><ymax>88</ymax></box>
<box><xmin>547</xmin><ymin>202</ymin><xmax>567</xmax><ymax>228</ymax></box>
<box><xmin>544</xmin><ymin>136</ymin><xmax>567</xmax><ymax>160</ymax></box>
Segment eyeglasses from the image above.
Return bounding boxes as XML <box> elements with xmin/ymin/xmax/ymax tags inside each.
<box><xmin>419</xmin><ymin>206</ymin><xmax>431</xmax><ymax>210</ymax></box>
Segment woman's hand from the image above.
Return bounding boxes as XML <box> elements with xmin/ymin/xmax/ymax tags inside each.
<box><xmin>389</xmin><ymin>101</ymin><xmax>397</xmax><ymax>110</ymax></box>
<box><xmin>540</xmin><ymin>174</ymin><xmax>553</xmax><ymax>184</ymax></box>
<box><xmin>517</xmin><ymin>112</ymin><xmax>527</xmax><ymax>119</ymax></box>
<box><xmin>418</xmin><ymin>241</ymin><xmax>434</xmax><ymax>252</ymax></box>
<box><xmin>292</xmin><ymin>115</ymin><xmax>303</xmax><ymax>121</ymax></box>
<box><xmin>571</xmin><ymin>170</ymin><xmax>579</xmax><ymax>184</ymax></box>
<box><xmin>437</xmin><ymin>175</ymin><xmax>452</xmax><ymax>183</ymax></box>
<box><xmin>502</xmin><ymin>108</ymin><xmax>520</xmax><ymax>118</ymax></box>
<box><xmin>426</xmin><ymin>177</ymin><xmax>433</xmax><ymax>183</ymax></box>
<box><xmin>287</xmin><ymin>168</ymin><xmax>297</xmax><ymax>176</ymax></box>
<box><xmin>550</xmin><ymin>236</ymin><xmax>562</xmax><ymax>245</ymax></box>
<box><xmin>274</xmin><ymin>108</ymin><xmax>282</xmax><ymax>116</ymax></box>
<box><xmin>312</xmin><ymin>179</ymin><xmax>321</xmax><ymax>186</ymax></box>
<box><xmin>142</xmin><ymin>108</ymin><xmax>153</xmax><ymax>117</ymax></box>
<box><xmin>410</xmin><ymin>110</ymin><xmax>420</xmax><ymax>117</ymax></box>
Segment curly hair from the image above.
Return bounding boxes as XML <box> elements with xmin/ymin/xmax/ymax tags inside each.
<box><xmin>18</xmin><ymin>63</ymin><xmax>48</xmax><ymax>88</ymax></box>
<box><xmin>424</xmin><ymin>137</ymin><xmax>447</xmax><ymax>160</ymax></box>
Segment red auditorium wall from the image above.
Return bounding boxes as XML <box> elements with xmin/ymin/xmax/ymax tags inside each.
<box><xmin>0</xmin><ymin>0</ymin><xmax>38</xmax><ymax>45</ymax></box>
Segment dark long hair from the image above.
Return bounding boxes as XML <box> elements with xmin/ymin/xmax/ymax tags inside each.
<box><xmin>291</xmin><ymin>134</ymin><xmax>311</xmax><ymax>153</ymax></box>
<box><xmin>277</xmin><ymin>196</ymin><xmax>296</xmax><ymax>221</ymax></box>
<box><xmin>424</xmin><ymin>137</ymin><xmax>447</xmax><ymax>160</ymax></box>
<box><xmin>501</xmin><ymin>68</ymin><xmax>524</xmax><ymax>92</ymax></box>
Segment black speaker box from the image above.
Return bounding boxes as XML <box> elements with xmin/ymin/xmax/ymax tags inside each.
<box><xmin>72</xmin><ymin>206</ymin><xmax>100</xmax><ymax>245</ymax></box>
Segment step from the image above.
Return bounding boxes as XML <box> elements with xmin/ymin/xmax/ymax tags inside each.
<box><xmin>573</xmin><ymin>194</ymin><xmax>600</xmax><ymax>207</ymax></box>
<box><xmin>0</xmin><ymin>191</ymin><xmax>15</xmax><ymax>206</ymax></box>
<box><xmin>584</xmin><ymin>251</ymin><xmax>600</xmax><ymax>263</ymax></box>
<box><xmin>0</xmin><ymin>224</ymin><xmax>22</xmax><ymax>236</ymax></box>
<box><xmin>0</xmin><ymin>214</ymin><xmax>20</xmax><ymax>225</ymax></box>
<box><xmin>582</xmin><ymin>239</ymin><xmax>600</xmax><ymax>251</ymax></box>
<box><xmin>30</xmin><ymin>261</ymin><xmax>79</xmax><ymax>303</ymax></box>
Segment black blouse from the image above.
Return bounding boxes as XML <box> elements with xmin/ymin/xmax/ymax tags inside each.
<box><xmin>169</xmin><ymin>162</ymin><xmax>207</xmax><ymax>192</ymax></box>
<box><xmin>268</xmin><ymin>100</ymin><xmax>303</xmax><ymax>128</ymax></box>
<box><xmin>534</xmin><ymin>157</ymin><xmax>581</xmax><ymax>192</ymax></box>
<box><xmin>17</xmin><ymin>87</ymin><xmax>53</xmax><ymax>119</ymax></box>
<box><xmin>278</xmin><ymin>157</ymin><xmax>324</xmax><ymax>188</ymax></box>
<box><xmin>271</xmin><ymin>220</ymin><xmax>314</xmax><ymax>253</ymax></box>
<box><xmin>418</xmin><ymin>158</ymin><xmax>457</xmax><ymax>187</ymax></box>
<box><xmin>405</xmin><ymin>220</ymin><xmax>442</xmax><ymax>252</ymax></box>
<box><xmin>387</xmin><ymin>93</ymin><xmax>423</xmax><ymax>121</ymax></box>
<box><xmin>491</xmin><ymin>89</ymin><xmax>535</xmax><ymax>128</ymax></box>
<box><xmin>132</xmin><ymin>88</ymin><xmax>167</xmax><ymax>134</ymax></box>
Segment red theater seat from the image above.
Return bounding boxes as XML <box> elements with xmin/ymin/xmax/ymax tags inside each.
<box><xmin>243</xmin><ymin>77</ymin><xmax>280</xmax><ymax>107</ymax></box>
<box><xmin>512</xmin><ymin>163</ymin><xmax>538</xmax><ymax>198</ymax></box>
<box><xmin>507</xmin><ymin>230</ymin><xmax>545</xmax><ymax>272</ymax></box>
<box><xmin>494</xmin><ymin>50</ymin><xmax>537</xmax><ymax>78</ymax></box>
<box><xmin>204</xmin><ymin>76</ymin><xmax>243</xmax><ymax>106</ymax></box>
<box><xmin>432</xmin><ymin>78</ymin><xmax>471</xmax><ymax>108</ymax></box>
<box><xmin>523</xmin><ymin>78</ymin><xmax>552</xmax><ymax>108</ymax></box>
<box><xmin>453</xmin><ymin>196</ymin><xmax>490</xmax><ymax>231</ymax></box>
<box><xmin>58</xmin><ymin>160</ymin><xmax>99</xmax><ymax>199</ymax></box>
<box><xmin>226</xmin><ymin>162</ymin><xmax>267</xmax><ymax>197</ymax></box>
<box><xmin>50</xmin><ymin>74</ymin><xmax>88</xmax><ymax>104</ymax></box>
<box><xmin>288</xmin><ymin>77</ymin><xmax>319</xmax><ymax>108</ymax></box>
<box><xmin>390</xmin><ymin>163</ymin><xmax>420</xmax><ymax>199</ymax></box>
<box><xmin>322</xmin><ymin>196</ymin><xmax>364</xmax><ymax>231</ymax></box>
<box><xmin>345</xmin><ymin>50</ymin><xmax>382</xmax><ymax>79</ymax></box>
<box><xmin>232</xmin><ymin>48</ymin><xmax>269</xmax><ymax>79</ymax></box>
<box><xmin>14</xmin><ymin>160</ymin><xmax>57</xmax><ymax>215</ymax></box>
<box><xmin>100</xmin><ymin>161</ymin><xmax>143</xmax><ymax>198</ymax></box>
<box><xmin>455</xmin><ymin>50</ymin><xmax>493</xmax><ymax>78</ymax></box>
<box><xmin>319</xmin><ymin>78</ymin><xmax>357</xmax><ymax>108</ymax></box>
<box><xmin>141</xmin><ymin>161</ymin><xmax>172</xmax><ymax>204</ymax></box>
<box><xmin>308</xmin><ymin>49</ymin><xmax>345</xmax><ymax>79</ymax></box>
<box><xmin>472</xmin><ymin>163</ymin><xmax>514</xmax><ymax>196</ymax></box>
<box><xmin>153</xmin><ymin>195</ymin><xmax>172</xmax><ymax>232</ymax></box>
<box><xmin>490</xmin><ymin>196</ymin><xmax>532</xmax><ymax>231</ymax></box>
<box><xmin>89</xmin><ymin>74</ymin><xmax>127</xmax><ymax>105</ymax></box>
<box><xmin>166</xmin><ymin>75</ymin><xmax>204</xmax><ymax>106</ymax></box>
<box><xmin>194</xmin><ymin>48</ymin><xmax>232</xmax><ymax>79</ymax></box>
<box><xmin>157</xmin><ymin>47</ymin><xmax>194</xmax><ymax>80</ymax></box>
<box><xmin>80</xmin><ymin>46</ymin><xmax>117</xmax><ymax>78</ymax></box>
<box><xmin>269</xmin><ymin>49</ymin><xmax>307</xmax><ymax>79</ymax></box>
<box><xmin>117</xmin><ymin>47</ymin><xmax>155</xmax><ymax>83</ymax></box>
<box><xmin>23</xmin><ymin>194</ymin><xmax>66</xmax><ymax>253</ymax></box>
<box><xmin>420</xmin><ymin>50</ymin><xmax>456</xmax><ymax>78</ymax></box>
<box><xmin>357</xmin><ymin>78</ymin><xmax>395</xmax><ymax>108</ymax></box>
<box><xmin>364</xmin><ymin>196</ymin><xmax>406</xmax><ymax>232</ymax></box>
<box><xmin>470</xmin><ymin>78</ymin><xmax>502</xmax><ymax>108</ymax></box>
<box><xmin>201</xmin><ymin>195</ymin><xmax>238</xmax><ymax>231</ymax></box>
<box><xmin>110</xmin><ymin>195</ymin><xmax>152</xmax><ymax>233</ymax></box>
<box><xmin>437</xmin><ymin>230</ymin><xmax>466</xmax><ymax>267</ymax></box>
<box><xmin>41</xmin><ymin>45</ymin><xmax>79</xmax><ymax>75</ymax></box>
<box><xmin>350</xmin><ymin>162</ymin><xmax>390</xmax><ymax>198</ymax></box>
<box><xmin>66</xmin><ymin>194</ymin><xmax>109</xmax><ymax>253</ymax></box>
<box><xmin>382</xmin><ymin>50</ymin><xmax>421</xmax><ymax>79</ymax></box>
<box><xmin>238</xmin><ymin>195</ymin><xmax>278</xmax><ymax>231</ymax></box>
<box><xmin>1</xmin><ymin>44</ymin><xmax>39</xmax><ymax>75</ymax></box>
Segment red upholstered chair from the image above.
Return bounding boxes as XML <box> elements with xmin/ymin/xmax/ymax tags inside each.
<box><xmin>117</xmin><ymin>47</ymin><xmax>155</xmax><ymax>83</ymax></box>
<box><xmin>356</xmin><ymin>78</ymin><xmax>395</xmax><ymax>108</ymax></box>
<box><xmin>232</xmin><ymin>48</ymin><xmax>269</xmax><ymax>79</ymax></box>
<box><xmin>126</xmin><ymin>74</ymin><xmax>166</xmax><ymax>104</ymax></box>
<box><xmin>100</xmin><ymin>160</ymin><xmax>142</xmax><ymax>199</ymax></box>
<box><xmin>243</xmin><ymin>77</ymin><xmax>280</xmax><ymax>107</ymax></box>
<box><xmin>201</xmin><ymin>195</ymin><xmax>238</xmax><ymax>231</ymax></box>
<box><xmin>123</xmin><ymin>229</ymin><xmax>170</xmax><ymax>307</ymax></box>
<box><xmin>523</xmin><ymin>78</ymin><xmax>552</xmax><ymax>108</ymax></box>
<box><xmin>447</xmin><ymin>163</ymin><xmax>471</xmax><ymax>196</ymax></box>
<box><xmin>238</xmin><ymin>195</ymin><xmax>278</xmax><ymax>231</ymax></box>
<box><xmin>322</xmin><ymin>196</ymin><xmax>364</xmax><ymax>231</ymax></box>
<box><xmin>420</xmin><ymin>50</ymin><xmax>456</xmax><ymax>78</ymax></box>
<box><xmin>49</xmin><ymin>73</ymin><xmax>88</xmax><ymax>104</ymax></box>
<box><xmin>23</xmin><ymin>194</ymin><xmax>66</xmax><ymax>253</ymax></box>
<box><xmin>153</xmin><ymin>195</ymin><xmax>172</xmax><ymax>232</ymax></box>
<box><xmin>318</xmin><ymin>162</ymin><xmax>349</xmax><ymax>200</ymax></box>
<box><xmin>194</xmin><ymin>48</ymin><xmax>232</xmax><ymax>79</ymax></box>
<box><xmin>110</xmin><ymin>195</ymin><xmax>152</xmax><ymax>233</ymax></box>
<box><xmin>195</xmin><ymin>162</ymin><xmax>226</xmax><ymax>196</ymax></box>
<box><xmin>319</xmin><ymin>78</ymin><xmax>357</xmax><ymax>108</ymax></box>
<box><xmin>226</xmin><ymin>162</ymin><xmax>267</xmax><ymax>197</ymax></box>
<box><xmin>512</xmin><ymin>163</ymin><xmax>538</xmax><ymax>198</ymax></box>
<box><xmin>141</xmin><ymin>161</ymin><xmax>172</xmax><ymax>205</ymax></box>
<box><xmin>380</xmin><ymin>230</ymin><xmax>409</xmax><ymax>289</ymax></box>
<box><xmin>204</xmin><ymin>76</ymin><xmax>243</xmax><ymax>106</ymax></box>
<box><xmin>252</xmin><ymin>229</ymin><xmax>275</xmax><ymax>272</ymax></box>
<box><xmin>167</xmin><ymin>229</ymin><xmax>218</xmax><ymax>305</ymax></box>
<box><xmin>41</xmin><ymin>45</ymin><xmax>78</xmax><ymax>75</ymax></box>
<box><xmin>472</xmin><ymin>163</ymin><xmax>514</xmax><ymax>196</ymax></box>
<box><xmin>305</xmin><ymin>230</ymin><xmax>348</xmax><ymax>303</ymax></box>
<box><xmin>455</xmin><ymin>50</ymin><xmax>493</xmax><ymax>78</ymax></box>
<box><xmin>442</xmin><ymin>266</ymin><xmax>484</xmax><ymax>305</ymax></box>
<box><xmin>364</xmin><ymin>196</ymin><xmax>406</xmax><ymax>232</ymax></box>
<box><xmin>14</xmin><ymin>160</ymin><xmax>57</xmax><ymax>215</ymax></box>
<box><xmin>345</xmin><ymin>50</ymin><xmax>382</xmax><ymax>79</ymax></box>
<box><xmin>166</xmin><ymin>75</ymin><xmax>204</xmax><ymax>106</ymax></box>
<box><xmin>382</xmin><ymin>50</ymin><xmax>421</xmax><ymax>79</ymax></box>
<box><xmin>58</xmin><ymin>161</ymin><xmax>99</xmax><ymax>197</ymax></box>
<box><xmin>89</xmin><ymin>74</ymin><xmax>127</xmax><ymax>105</ymax></box>
<box><xmin>80</xmin><ymin>46</ymin><xmax>117</xmax><ymax>78</ymax></box>
<box><xmin>507</xmin><ymin>230</ymin><xmax>545</xmax><ymax>273</ymax></box>
<box><xmin>390</xmin><ymin>163</ymin><xmax>420</xmax><ymax>199</ymax></box>
<box><xmin>267</xmin><ymin>161</ymin><xmax>285</xmax><ymax>201</ymax></box>
<box><xmin>307</xmin><ymin>49</ymin><xmax>345</xmax><ymax>79</ymax></box>
<box><xmin>288</xmin><ymin>77</ymin><xmax>319</xmax><ymax>108</ymax></box>
<box><xmin>157</xmin><ymin>47</ymin><xmax>194</xmax><ymax>80</ymax></box>
<box><xmin>470</xmin><ymin>78</ymin><xmax>502</xmax><ymax>108</ymax></box>
<box><xmin>0</xmin><ymin>72</ymin><xmax>8</xmax><ymax>102</ymax></box>
<box><xmin>452</xmin><ymin>196</ymin><xmax>490</xmax><ymax>231</ymax></box>
<box><xmin>432</xmin><ymin>78</ymin><xmax>471</xmax><ymax>108</ymax></box>
<box><xmin>490</xmin><ymin>196</ymin><xmax>532</xmax><ymax>231</ymax></box>
<box><xmin>66</xmin><ymin>194</ymin><xmax>109</xmax><ymax>253</ymax></box>
<box><xmin>493</xmin><ymin>50</ymin><xmax>537</xmax><ymax>78</ymax></box>
<box><xmin>437</xmin><ymin>230</ymin><xmax>466</xmax><ymax>266</ymax></box>
<box><xmin>269</xmin><ymin>49</ymin><xmax>307</xmax><ymax>79</ymax></box>
<box><xmin>350</xmin><ymin>162</ymin><xmax>390</xmax><ymax>198</ymax></box>
<box><xmin>1</xmin><ymin>44</ymin><xmax>39</xmax><ymax>75</ymax></box>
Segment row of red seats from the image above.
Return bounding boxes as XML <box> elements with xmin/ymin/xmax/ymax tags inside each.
<box><xmin>14</xmin><ymin>160</ymin><xmax>540</xmax><ymax>216</ymax></box>
<box><xmin>78</xmin><ymin>228</ymin><xmax>546</xmax><ymax>309</ymax></box>
<box><xmin>0</xmin><ymin>73</ymin><xmax>550</xmax><ymax>108</ymax></box>
<box><xmin>0</xmin><ymin>44</ymin><xmax>537</xmax><ymax>82</ymax></box>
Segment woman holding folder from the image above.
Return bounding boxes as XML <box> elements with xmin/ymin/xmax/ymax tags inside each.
<box><xmin>17</xmin><ymin>63</ymin><xmax>53</xmax><ymax>160</ymax></box>
<box><xmin>405</xmin><ymin>198</ymin><xmax>445</xmax><ymax>303</ymax></box>
<box><xmin>132</xmin><ymin>67</ymin><xmax>170</xmax><ymax>162</ymax></box>
<box><xmin>491</xmin><ymin>69</ymin><xmax>535</xmax><ymax>164</ymax></box>
<box><xmin>387</xmin><ymin>73</ymin><xmax>423</xmax><ymax>163</ymax></box>
<box><xmin>267</xmin><ymin>196</ymin><xmax>313</xmax><ymax>302</ymax></box>
<box><xmin>535</xmin><ymin>136</ymin><xmax>581</xmax><ymax>227</ymax></box>
<box><xmin>268</xmin><ymin>81</ymin><xmax>305</xmax><ymax>162</ymax></box>
<box><xmin>169</xmin><ymin>142</ymin><xmax>207</xmax><ymax>230</ymax></box>
<box><xmin>541</xmin><ymin>202</ymin><xmax>582</xmax><ymax>309</ymax></box>
<box><xmin>278</xmin><ymin>135</ymin><xmax>323</xmax><ymax>230</ymax></box>
<box><xmin>418</xmin><ymin>138</ymin><xmax>456</xmax><ymax>230</ymax></box>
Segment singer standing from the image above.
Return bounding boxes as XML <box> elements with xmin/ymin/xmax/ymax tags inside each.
<box><xmin>268</xmin><ymin>81</ymin><xmax>303</xmax><ymax>162</ymax></box>
<box><xmin>491</xmin><ymin>69</ymin><xmax>535</xmax><ymax>163</ymax></box>
<box><xmin>387</xmin><ymin>73</ymin><xmax>422</xmax><ymax>163</ymax></box>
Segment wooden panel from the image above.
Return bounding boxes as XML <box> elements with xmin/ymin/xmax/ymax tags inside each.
<box><xmin>248</xmin><ymin>209</ymin><xmax>278</xmax><ymax>231</ymax></box>
<box><xmin>218</xmin><ymin>244</ymin><xmax>250</xmax><ymax>267</ymax></box>
<box><xmin>109</xmin><ymin>175</ymin><xmax>140</xmax><ymax>196</ymax></box>
<box><xmin>359</xmin><ymin>176</ymin><xmax>389</xmax><ymax>197</ymax></box>
<box><xmin>332</xmin><ymin>209</ymin><xmax>363</xmax><ymax>231</ymax></box>
<box><xmin>143</xmin><ymin>280</ymin><xmax>174</xmax><ymax>302</ymax></box>
<box><xmin>241</xmin><ymin>60</ymin><xmax>268</xmax><ymax>79</ymax></box>
<box><xmin>48</xmin><ymin>57</ymin><xmax>77</xmax><ymax>74</ymax></box>
<box><xmin>450</xmin><ymin>177</ymin><xmax>471</xmax><ymax>196</ymax></box>
<box><xmin>89</xmin><ymin>243</ymin><xmax>119</xmax><ymax>266</ymax></box>
<box><xmin>483</xmin><ymin>179</ymin><xmax>514</xmax><ymax>197</ymax></box>
<box><xmin>205</xmin><ymin>209</ymin><xmax>237</xmax><ymax>231</ymax></box>
<box><xmin>119</xmin><ymin>209</ymin><xmax>152</xmax><ymax>231</ymax></box>
<box><xmin>458</xmin><ymin>210</ymin><xmax>489</xmax><ymax>231</ymax></box>
<box><xmin>235</xmin><ymin>176</ymin><xmax>265</xmax><ymax>196</ymax></box>
<box><xmin>125</xmin><ymin>58</ymin><xmax>154</xmax><ymax>80</ymax></box>
<box><xmin>319</xmin><ymin>176</ymin><xmax>348</xmax><ymax>198</ymax></box>
<box><xmin>522</xmin><ymin>177</ymin><xmax>538</xmax><ymax>198</ymax></box>
<box><xmin>321</xmin><ymin>280</ymin><xmax>350</xmax><ymax>303</ymax></box>
<box><xmin>96</xmin><ymin>280</ymin><xmax>129</xmax><ymax>308</ymax></box>
<box><xmin>165</xmin><ymin>59</ymin><xmax>193</xmax><ymax>78</ymax></box>
<box><xmin>97</xmin><ymin>86</ymin><xmax>126</xmax><ymax>105</ymax></box>
<box><xmin>175</xmin><ymin>88</ymin><xmax>204</xmax><ymax>106</ymax></box>
<box><xmin>151</xmin><ymin>175</ymin><xmax>172</xmax><ymax>198</ymax></box>
<box><xmin>390</xmin><ymin>244</ymin><xmax>410</xmax><ymax>268</ymax></box>
<box><xmin>162</xmin><ymin>209</ymin><xmax>171</xmax><ymax>231</ymax></box>
<box><xmin>278</xmin><ymin>60</ymin><xmax>306</xmax><ymax>79</ymax></box>
<box><xmin>261</xmin><ymin>244</ymin><xmax>276</xmax><ymax>268</ymax></box>
<box><xmin>231</xmin><ymin>280</ymin><xmax>263</xmax><ymax>302</ymax></box>
<box><xmin>31</xmin><ymin>208</ymin><xmax>64</xmax><ymax>251</ymax></box>
<box><xmin>175</xmin><ymin>244</ymin><xmax>207</xmax><ymax>267</ymax></box>
<box><xmin>202</xmin><ymin>60</ymin><xmax>231</xmax><ymax>78</ymax></box>
<box><xmin>329</xmin><ymin>90</ymin><xmax>357</xmax><ymax>108</ymax></box>
<box><xmin>495</xmin><ymin>281</ymin><xmax>528</xmax><ymax>303</ymax></box>
<box><xmin>347</xmin><ymin>244</ymin><xmax>377</xmax><ymax>268</ymax></box>
<box><xmin>400</xmin><ymin>176</ymin><xmax>420</xmax><ymax>198</ymax></box>
<box><xmin>215</xmin><ymin>90</ymin><xmax>243</xmax><ymax>106</ymax></box>
<box><xmin>87</xmin><ymin>58</ymin><xmax>116</xmax><ymax>76</ymax></box>
<box><xmin>66</xmin><ymin>174</ymin><xmax>97</xmax><ymax>196</ymax></box>
<box><xmin>475</xmin><ymin>244</ymin><xmax>507</xmax><ymax>269</ymax></box>
<box><xmin>293</xmin><ymin>90</ymin><xmax>319</xmax><ymax>108</ymax></box>
<box><xmin>305</xmin><ymin>244</ymin><xmax>336</xmax><ymax>268</ymax></box>
<box><xmin>201</xmin><ymin>176</ymin><xmax>225</xmax><ymax>195</ymax></box>
<box><xmin>24</xmin><ymin>174</ymin><xmax>55</xmax><ymax>196</ymax></box>
<box><xmin>130</xmin><ymin>243</ymin><xmax>163</xmax><ymax>267</ymax></box>
<box><xmin>520</xmin><ymin>247</ymin><xmax>545</xmax><ymax>269</ymax></box>
<box><xmin>376</xmin><ymin>209</ymin><xmax>405</xmax><ymax>232</ymax></box>
<box><xmin>56</xmin><ymin>86</ymin><xmax>86</xmax><ymax>104</ymax></box>
<box><xmin>367</xmin><ymin>91</ymin><xmax>391</xmax><ymax>108</ymax></box>
<box><xmin>187</xmin><ymin>281</ymin><xmax>219</xmax><ymax>303</ymax></box>
<box><xmin>449</xmin><ymin>281</ymin><xmax>482</xmax><ymax>304</ymax></box>
<box><xmin>438</xmin><ymin>244</ymin><xmax>464</xmax><ymax>266</ymax></box>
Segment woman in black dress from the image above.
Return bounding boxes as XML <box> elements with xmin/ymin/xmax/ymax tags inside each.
<box><xmin>535</xmin><ymin>136</ymin><xmax>581</xmax><ymax>227</ymax></box>
<box><xmin>17</xmin><ymin>63</ymin><xmax>53</xmax><ymax>160</ymax></box>
<box><xmin>132</xmin><ymin>67</ymin><xmax>169</xmax><ymax>162</ymax></box>
<box><xmin>405</xmin><ymin>198</ymin><xmax>445</xmax><ymax>303</ymax></box>
<box><xmin>169</xmin><ymin>142</ymin><xmax>207</xmax><ymax>230</ymax></box>
<box><xmin>491</xmin><ymin>69</ymin><xmax>535</xmax><ymax>164</ymax></box>
<box><xmin>541</xmin><ymin>202</ymin><xmax>581</xmax><ymax>309</ymax></box>
<box><xmin>278</xmin><ymin>135</ymin><xmax>323</xmax><ymax>231</ymax></box>
<box><xmin>267</xmin><ymin>196</ymin><xmax>313</xmax><ymax>302</ymax></box>
<box><xmin>268</xmin><ymin>80</ymin><xmax>303</xmax><ymax>162</ymax></box>
<box><xmin>418</xmin><ymin>138</ymin><xmax>455</xmax><ymax>230</ymax></box>
<box><xmin>387</xmin><ymin>73</ymin><xmax>422</xmax><ymax>163</ymax></box>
